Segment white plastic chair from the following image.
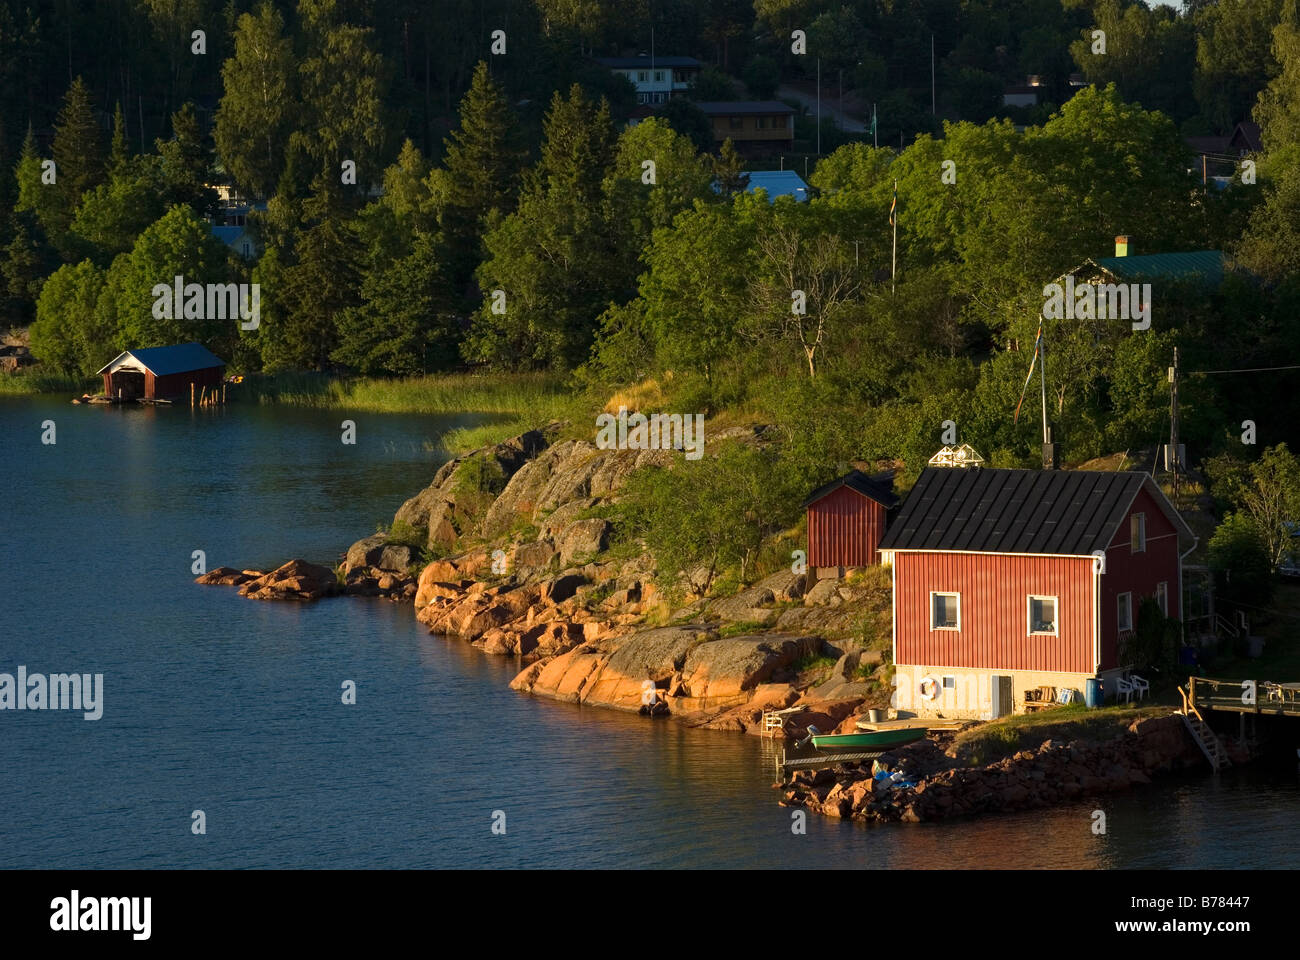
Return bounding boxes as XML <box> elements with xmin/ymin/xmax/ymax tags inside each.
<box><xmin>1115</xmin><ymin>677</ymin><xmax>1134</xmax><ymax>704</ymax></box>
<box><xmin>1129</xmin><ymin>675</ymin><xmax>1150</xmax><ymax>701</ymax></box>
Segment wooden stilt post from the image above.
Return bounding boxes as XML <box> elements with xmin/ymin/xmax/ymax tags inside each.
<box><xmin>200</xmin><ymin>386</ymin><xmax>206</xmax><ymax>406</ymax></box>
<box><xmin>222</xmin><ymin>383</ymin><xmax>227</xmax><ymax>405</ymax></box>
<box><xmin>191</xmin><ymin>383</ymin><xmax>195</xmax><ymax>408</ymax></box>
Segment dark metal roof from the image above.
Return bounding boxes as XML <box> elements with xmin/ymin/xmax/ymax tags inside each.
<box><xmin>878</xmin><ymin>467</ymin><xmax>1190</xmax><ymax>556</ymax></box>
<box><xmin>694</xmin><ymin>100</ymin><xmax>795</xmax><ymax>116</ymax></box>
<box><xmin>594</xmin><ymin>56</ymin><xmax>701</xmax><ymax>69</ymax></box>
<box><xmin>803</xmin><ymin>470</ymin><xmax>899</xmax><ymax>510</ymax></box>
<box><xmin>97</xmin><ymin>342</ymin><xmax>226</xmax><ymax>376</ymax></box>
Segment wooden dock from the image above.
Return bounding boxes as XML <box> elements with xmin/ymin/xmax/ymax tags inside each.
<box><xmin>777</xmin><ymin>750</ymin><xmax>884</xmax><ymax>778</ymax></box>
<box><xmin>1186</xmin><ymin>676</ymin><xmax>1300</xmax><ymax>717</ymax></box>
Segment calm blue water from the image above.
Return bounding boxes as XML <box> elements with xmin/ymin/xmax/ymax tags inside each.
<box><xmin>2</xmin><ymin>395</ymin><xmax>1298</xmax><ymax>868</ymax></box>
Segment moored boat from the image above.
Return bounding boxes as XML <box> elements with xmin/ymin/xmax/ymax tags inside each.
<box><xmin>810</xmin><ymin>727</ymin><xmax>928</xmax><ymax>750</ymax></box>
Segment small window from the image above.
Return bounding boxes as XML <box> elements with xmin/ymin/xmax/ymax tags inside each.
<box><xmin>729</xmin><ymin>116</ymin><xmax>744</xmax><ymax>130</ymax></box>
<box><xmin>942</xmin><ymin>676</ymin><xmax>956</xmax><ymax>690</ymax></box>
<box><xmin>756</xmin><ymin>116</ymin><xmax>767</xmax><ymax>129</ymax></box>
<box><xmin>1028</xmin><ymin>595</ymin><xmax>1058</xmax><ymax>635</ymax></box>
<box><xmin>1156</xmin><ymin>581</ymin><xmax>1168</xmax><ymax>615</ymax></box>
<box><xmin>931</xmin><ymin>592</ymin><xmax>960</xmax><ymax>630</ymax></box>
<box><xmin>638</xmin><ymin>71</ymin><xmax>648</xmax><ymax>82</ymax></box>
<box><xmin>1131</xmin><ymin>513</ymin><xmax>1146</xmax><ymax>553</ymax></box>
<box><xmin>654</xmin><ymin>71</ymin><xmax>664</xmax><ymax>82</ymax></box>
<box><xmin>1117</xmin><ymin>592</ymin><xmax>1133</xmax><ymax>632</ymax></box>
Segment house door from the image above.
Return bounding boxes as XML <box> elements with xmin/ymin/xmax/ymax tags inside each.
<box><xmin>990</xmin><ymin>675</ymin><xmax>1013</xmax><ymax>719</ymax></box>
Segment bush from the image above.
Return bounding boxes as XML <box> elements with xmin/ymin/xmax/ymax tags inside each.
<box><xmin>1208</xmin><ymin>512</ymin><xmax>1274</xmax><ymax>610</ymax></box>
<box><xmin>621</xmin><ymin>440</ymin><xmax>804</xmax><ymax>593</ymax></box>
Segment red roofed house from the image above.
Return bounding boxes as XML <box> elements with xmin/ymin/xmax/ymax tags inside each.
<box><xmin>803</xmin><ymin>470</ymin><xmax>899</xmax><ymax>579</ymax></box>
<box><xmin>878</xmin><ymin>467</ymin><xmax>1196</xmax><ymax>719</ymax></box>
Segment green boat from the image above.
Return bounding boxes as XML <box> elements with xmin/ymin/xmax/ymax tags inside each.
<box><xmin>810</xmin><ymin>727</ymin><xmax>928</xmax><ymax>750</ymax></box>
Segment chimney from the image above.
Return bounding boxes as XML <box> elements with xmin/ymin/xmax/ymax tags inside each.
<box><xmin>1115</xmin><ymin>235</ymin><xmax>1129</xmax><ymax>257</ymax></box>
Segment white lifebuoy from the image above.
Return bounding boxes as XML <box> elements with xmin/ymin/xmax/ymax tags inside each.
<box><xmin>920</xmin><ymin>676</ymin><xmax>940</xmax><ymax>700</ymax></box>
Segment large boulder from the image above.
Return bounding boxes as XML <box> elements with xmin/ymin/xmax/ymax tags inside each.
<box><xmin>804</xmin><ymin>577</ymin><xmax>843</xmax><ymax>606</ymax></box>
<box><xmin>557</xmin><ymin>518</ymin><xmax>610</xmax><ymax>565</ymax></box>
<box><xmin>195</xmin><ymin>566</ymin><xmax>259</xmax><ymax>586</ymax></box>
<box><xmin>679</xmin><ymin>634</ymin><xmax>821</xmax><ymax>701</ymax></box>
<box><xmin>514</xmin><ymin>540</ymin><xmax>560</xmax><ymax>576</ymax></box>
<box><xmin>345</xmin><ymin>535</ymin><xmax>418</xmax><ymax>574</ymax></box>
<box><xmin>709</xmin><ymin>586</ymin><xmax>776</xmax><ymax>624</ymax></box>
<box><xmin>755</xmin><ymin>569</ymin><xmax>808</xmax><ymax>602</ymax></box>
<box><xmin>237</xmin><ymin>559</ymin><xmax>338</xmax><ymax>601</ymax></box>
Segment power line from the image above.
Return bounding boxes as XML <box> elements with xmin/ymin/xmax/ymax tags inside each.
<box><xmin>1188</xmin><ymin>363</ymin><xmax>1300</xmax><ymax>375</ymax></box>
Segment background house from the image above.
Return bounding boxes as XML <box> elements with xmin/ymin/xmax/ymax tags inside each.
<box><xmin>878</xmin><ymin>467</ymin><xmax>1195</xmax><ymax>719</ymax></box>
<box><xmin>804</xmin><ymin>470</ymin><xmax>898</xmax><ymax>579</ymax></box>
<box><xmin>594</xmin><ymin>55</ymin><xmax>700</xmax><ymax>105</ymax></box>
<box><xmin>98</xmin><ymin>342</ymin><xmax>226</xmax><ymax>401</ymax></box>
<box><xmin>694</xmin><ymin>101</ymin><xmax>795</xmax><ymax>153</ymax></box>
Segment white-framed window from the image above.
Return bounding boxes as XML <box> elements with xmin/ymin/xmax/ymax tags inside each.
<box><xmin>1028</xmin><ymin>595</ymin><xmax>1058</xmax><ymax>635</ymax></box>
<box><xmin>654</xmin><ymin>70</ymin><xmax>664</xmax><ymax>82</ymax></box>
<box><xmin>942</xmin><ymin>676</ymin><xmax>956</xmax><ymax>690</ymax></box>
<box><xmin>637</xmin><ymin>71</ymin><xmax>648</xmax><ymax>82</ymax></box>
<box><xmin>1131</xmin><ymin>513</ymin><xmax>1146</xmax><ymax>553</ymax></box>
<box><xmin>636</xmin><ymin>92</ymin><xmax>647</xmax><ymax>104</ymax></box>
<box><xmin>1117</xmin><ymin>592</ymin><xmax>1133</xmax><ymax>632</ymax></box>
<box><xmin>931</xmin><ymin>591</ymin><xmax>960</xmax><ymax>630</ymax></box>
<box><xmin>1156</xmin><ymin>581</ymin><xmax>1168</xmax><ymax>615</ymax></box>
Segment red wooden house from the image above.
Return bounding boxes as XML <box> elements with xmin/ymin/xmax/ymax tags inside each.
<box><xmin>878</xmin><ymin>467</ymin><xmax>1195</xmax><ymax>718</ymax></box>
<box><xmin>803</xmin><ymin>470</ymin><xmax>899</xmax><ymax>578</ymax></box>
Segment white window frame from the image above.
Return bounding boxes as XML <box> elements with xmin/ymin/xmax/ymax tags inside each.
<box><xmin>1027</xmin><ymin>594</ymin><xmax>1059</xmax><ymax>636</ymax></box>
<box><xmin>1156</xmin><ymin>581</ymin><xmax>1168</xmax><ymax>615</ymax></box>
<box><xmin>930</xmin><ymin>591</ymin><xmax>960</xmax><ymax>631</ymax></box>
<box><xmin>1131</xmin><ymin>513</ymin><xmax>1146</xmax><ymax>553</ymax></box>
<box><xmin>637</xmin><ymin>71</ymin><xmax>648</xmax><ymax>82</ymax></box>
<box><xmin>1117</xmin><ymin>592</ymin><xmax>1133</xmax><ymax>632</ymax></box>
<box><xmin>654</xmin><ymin>70</ymin><xmax>664</xmax><ymax>82</ymax></box>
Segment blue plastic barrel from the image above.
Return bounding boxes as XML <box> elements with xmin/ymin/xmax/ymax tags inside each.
<box><xmin>1085</xmin><ymin>678</ymin><xmax>1103</xmax><ymax>708</ymax></box>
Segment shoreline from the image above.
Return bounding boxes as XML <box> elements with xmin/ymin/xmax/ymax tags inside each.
<box><xmin>195</xmin><ymin>420</ymin><xmax>1251</xmax><ymax>828</ymax></box>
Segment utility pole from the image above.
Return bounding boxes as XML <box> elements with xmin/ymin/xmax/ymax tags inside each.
<box><xmin>1170</xmin><ymin>346</ymin><xmax>1181</xmax><ymax>503</ymax></box>
<box><xmin>1040</xmin><ymin>328</ymin><xmax>1051</xmax><ymax>468</ymax></box>
<box><xmin>931</xmin><ymin>33</ymin><xmax>936</xmax><ymax>115</ymax></box>
<box><xmin>816</xmin><ymin>57</ymin><xmax>821</xmax><ymax>155</ymax></box>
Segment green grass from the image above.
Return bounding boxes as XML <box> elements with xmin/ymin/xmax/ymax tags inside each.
<box><xmin>951</xmin><ymin>702</ymin><xmax>1170</xmax><ymax>765</ymax></box>
<box><xmin>243</xmin><ymin>370</ymin><xmax>590</xmax><ymax>451</ymax></box>
<box><xmin>0</xmin><ymin>371</ymin><xmax>90</xmax><ymax>395</ymax></box>
<box><xmin>793</xmin><ymin>653</ymin><xmax>837</xmax><ymax>676</ymax></box>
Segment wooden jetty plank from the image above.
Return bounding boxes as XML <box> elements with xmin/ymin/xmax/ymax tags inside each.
<box><xmin>779</xmin><ymin>750</ymin><xmax>885</xmax><ymax>772</ymax></box>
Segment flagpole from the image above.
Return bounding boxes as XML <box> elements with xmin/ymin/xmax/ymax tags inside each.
<box><xmin>891</xmin><ymin>178</ymin><xmax>897</xmax><ymax>295</ymax></box>
<box><xmin>873</xmin><ymin>103</ymin><xmax>877</xmax><ymax>147</ymax></box>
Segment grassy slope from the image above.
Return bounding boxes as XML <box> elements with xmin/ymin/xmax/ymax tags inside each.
<box><xmin>951</xmin><ymin>702</ymin><xmax>1171</xmax><ymax>765</ymax></box>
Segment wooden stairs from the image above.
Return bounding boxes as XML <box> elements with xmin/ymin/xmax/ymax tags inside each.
<box><xmin>1181</xmin><ymin>713</ymin><xmax>1231</xmax><ymax>772</ymax></box>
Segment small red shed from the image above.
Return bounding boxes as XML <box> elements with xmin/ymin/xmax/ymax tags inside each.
<box><xmin>803</xmin><ymin>470</ymin><xmax>899</xmax><ymax>576</ymax></box>
<box><xmin>878</xmin><ymin>467</ymin><xmax>1195</xmax><ymax>718</ymax></box>
<box><xmin>97</xmin><ymin>342</ymin><xmax>225</xmax><ymax>401</ymax></box>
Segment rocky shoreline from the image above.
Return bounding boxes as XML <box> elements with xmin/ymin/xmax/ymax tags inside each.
<box><xmin>779</xmin><ymin>714</ymin><xmax>1247</xmax><ymax>823</ymax></box>
<box><xmin>195</xmin><ymin>422</ymin><xmax>1229</xmax><ymax>825</ymax></box>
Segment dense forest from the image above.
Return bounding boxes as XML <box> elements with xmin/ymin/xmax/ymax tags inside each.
<box><xmin>5</xmin><ymin>0</ymin><xmax>1300</xmax><ymax>532</ymax></box>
